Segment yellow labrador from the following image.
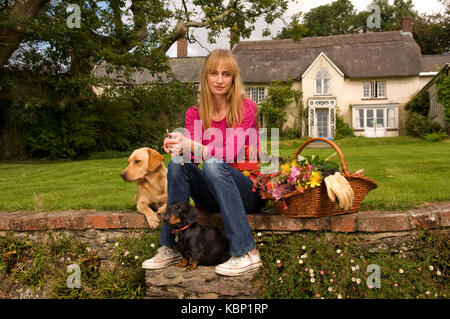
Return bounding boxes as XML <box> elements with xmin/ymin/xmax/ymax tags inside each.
<box><xmin>120</xmin><ymin>148</ymin><xmax>167</xmax><ymax>229</ymax></box>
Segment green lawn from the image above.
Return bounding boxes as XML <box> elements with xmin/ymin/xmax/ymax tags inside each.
<box><xmin>0</xmin><ymin>136</ymin><xmax>449</xmax><ymax>212</ymax></box>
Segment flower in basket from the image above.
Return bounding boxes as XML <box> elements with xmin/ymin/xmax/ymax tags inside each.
<box><xmin>252</xmin><ymin>159</ymin><xmax>323</xmax><ymax>201</ymax></box>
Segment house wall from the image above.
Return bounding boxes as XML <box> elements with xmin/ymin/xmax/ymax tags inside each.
<box><xmin>341</xmin><ymin>76</ymin><xmax>432</xmax><ymax>135</ymax></box>
<box><xmin>426</xmin><ymin>82</ymin><xmax>447</xmax><ymax>129</ymax></box>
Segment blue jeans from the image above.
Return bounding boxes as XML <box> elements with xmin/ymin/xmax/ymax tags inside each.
<box><xmin>160</xmin><ymin>157</ymin><xmax>264</xmax><ymax>256</ymax></box>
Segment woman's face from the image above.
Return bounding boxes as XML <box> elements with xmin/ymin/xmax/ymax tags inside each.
<box><xmin>207</xmin><ymin>60</ymin><xmax>233</xmax><ymax>98</ymax></box>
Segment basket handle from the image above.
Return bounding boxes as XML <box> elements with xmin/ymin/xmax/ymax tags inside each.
<box><xmin>294</xmin><ymin>137</ymin><xmax>349</xmax><ymax>174</ymax></box>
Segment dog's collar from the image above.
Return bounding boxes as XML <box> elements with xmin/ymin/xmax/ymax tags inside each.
<box><xmin>171</xmin><ymin>223</ymin><xmax>192</xmax><ymax>234</ymax></box>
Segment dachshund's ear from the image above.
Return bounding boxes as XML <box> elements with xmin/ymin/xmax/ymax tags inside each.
<box><xmin>147</xmin><ymin>148</ymin><xmax>164</xmax><ymax>171</ymax></box>
<box><xmin>185</xmin><ymin>206</ymin><xmax>198</xmax><ymax>224</ymax></box>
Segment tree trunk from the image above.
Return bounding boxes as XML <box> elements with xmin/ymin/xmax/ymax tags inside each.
<box><xmin>0</xmin><ymin>0</ymin><xmax>50</xmax><ymax>68</ymax></box>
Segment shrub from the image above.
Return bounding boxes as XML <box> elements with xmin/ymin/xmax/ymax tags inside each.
<box><xmin>335</xmin><ymin>111</ymin><xmax>354</xmax><ymax>139</ymax></box>
<box><xmin>423</xmin><ymin>131</ymin><xmax>448</xmax><ymax>142</ymax></box>
<box><xmin>405</xmin><ymin>113</ymin><xmax>432</xmax><ymax>137</ymax></box>
<box><xmin>24</xmin><ymin>103</ymin><xmax>99</xmax><ymax>159</ymax></box>
<box><xmin>405</xmin><ymin>91</ymin><xmax>430</xmax><ymax>116</ymax></box>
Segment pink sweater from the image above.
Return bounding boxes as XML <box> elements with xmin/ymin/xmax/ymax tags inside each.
<box><xmin>184</xmin><ymin>98</ymin><xmax>260</xmax><ymax>165</ymax></box>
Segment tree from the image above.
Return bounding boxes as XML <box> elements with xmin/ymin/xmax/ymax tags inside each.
<box><xmin>302</xmin><ymin>0</ymin><xmax>359</xmax><ymax>37</ymax></box>
<box><xmin>260</xmin><ymin>79</ymin><xmax>302</xmax><ymax>134</ymax></box>
<box><xmin>0</xmin><ymin>0</ymin><xmax>289</xmax><ymax>158</ymax></box>
<box><xmin>0</xmin><ymin>0</ymin><xmax>50</xmax><ymax>67</ymax></box>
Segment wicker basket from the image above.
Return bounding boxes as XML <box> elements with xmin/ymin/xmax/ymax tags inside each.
<box><xmin>261</xmin><ymin>137</ymin><xmax>377</xmax><ymax>218</ymax></box>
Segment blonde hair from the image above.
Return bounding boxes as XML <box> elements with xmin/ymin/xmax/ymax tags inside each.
<box><xmin>199</xmin><ymin>49</ymin><xmax>245</xmax><ymax>129</ymax></box>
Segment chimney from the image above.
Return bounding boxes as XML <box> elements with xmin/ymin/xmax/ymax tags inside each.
<box><xmin>230</xmin><ymin>24</ymin><xmax>239</xmax><ymax>51</ymax></box>
<box><xmin>400</xmin><ymin>16</ymin><xmax>413</xmax><ymax>36</ymax></box>
<box><xmin>177</xmin><ymin>37</ymin><xmax>187</xmax><ymax>58</ymax></box>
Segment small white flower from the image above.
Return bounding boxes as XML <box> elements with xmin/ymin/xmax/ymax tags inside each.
<box><xmin>257</xmin><ymin>232</ymin><xmax>262</xmax><ymax>237</ymax></box>
<box><xmin>276</xmin><ymin>259</ymin><xmax>281</xmax><ymax>264</ymax></box>
<box><xmin>429</xmin><ymin>265</ymin><xmax>434</xmax><ymax>271</ymax></box>
<box><xmin>309</xmin><ymin>268</ymin><xmax>314</xmax><ymax>273</ymax></box>
<box><xmin>134</xmin><ymin>255</ymin><xmax>139</xmax><ymax>260</ymax></box>
<box><xmin>350</xmin><ymin>259</ymin><xmax>354</xmax><ymax>263</ymax></box>
<box><xmin>336</xmin><ymin>249</ymin><xmax>341</xmax><ymax>254</ymax></box>
<box><xmin>124</xmin><ymin>250</ymin><xmax>129</xmax><ymax>256</ymax></box>
<box><xmin>150</xmin><ymin>243</ymin><xmax>155</xmax><ymax>248</ymax></box>
<box><xmin>356</xmin><ymin>278</ymin><xmax>361</xmax><ymax>285</ymax></box>
<box><xmin>298</xmin><ymin>259</ymin><xmax>304</xmax><ymax>264</ymax></box>
<box><xmin>328</xmin><ymin>287</ymin><xmax>333</xmax><ymax>292</ymax></box>
<box><xmin>302</xmin><ymin>245</ymin><xmax>306</xmax><ymax>250</ymax></box>
<box><xmin>310</xmin><ymin>272</ymin><xmax>314</xmax><ymax>277</ymax></box>
<box><xmin>435</xmin><ymin>293</ymin><xmax>438</xmax><ymax>297</ymax></box>
<box><xmin>425</xmin><ymin>291</ymin><xmax>430</xmax><ymax>295</ymax></box>
<box><xmin>310</xmin><ymin>278</ymin><xmax>315</xmax><ymax>283</ymax></box>
<box><xmin>436</xmin><ymin>271</ymin><xmax>442</xmax><ymax>276</ymax></box>
<box><xmin>351</xmin><ymin>266</ymin><xmax>356</xmax><ymax>272</ymax></box>
<box><xmin>114</xmin><ymin>242</ymin><xmax>119</xmax><ymax>247</ymax></box>
<box><xmin>337</xmin><ymin>294</ymin><xmax>342</xmax><ymax>299</ymax></box>
<box><xmin>399</xmin><ymin>269</ymin><xmax>404</xmax><ymax>274</ymax></box>
<box><xmin>355</xmin><ymin>265</ymin><xmax>360</xmax><ymax>270</ymax></box>
<box><xmin>330</xmin><ymin>279</ymin><xmax>334</xmax><ymax>283</ymax></box>
<box><xmin>351</xmin><ymin>277</ymin><xmax>356</xmax><ymax>282</ymax></box>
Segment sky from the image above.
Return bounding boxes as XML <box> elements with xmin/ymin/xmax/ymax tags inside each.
<box><xmin>165</xmin><ymin>0</ymin><xmax>446</xmax><ymax>57</ymax></box>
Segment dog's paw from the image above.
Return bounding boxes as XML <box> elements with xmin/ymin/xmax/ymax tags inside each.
<box><xmin>156</xmin><ymin>205</ymin><xmax>166</xmax><ymax>216</ymax></box>
<box><xmin>146</xmin><ymin>215</ymin><xmax>160</xmax><ymax>229</ymax></box>
<box><xmin>186</xmin><ymin>262</ymin><xmax>198</xmax><ymax>271</ymax></box>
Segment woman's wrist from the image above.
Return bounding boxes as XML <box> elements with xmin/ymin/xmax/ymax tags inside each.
<box><xmin>190</xmin><ymin>140</ymin><xmax>208</xmax><ymax>159</ymax></box>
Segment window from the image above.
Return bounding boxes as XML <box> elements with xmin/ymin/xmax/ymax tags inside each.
<box><xmin>431</xmin><ymin>95</ymin><xmax>437</xmax><ymax>118</ymax></box>
<box><xmin>362</xmin><ymin>81</ymin><xmax>386</xmax><ymax>98</ymax></box>
<box><xmin>315</xmin><ymin>68</ymin><xmax>331</xmax><ymax>95</ymax></box>
<box><xmin>353</xmin><ymin>106</ymin><xmax>397</xmax><ymax>130</ymax></box>
<box><xmin>245</xmin><ymin>87</ymin><xmax>265</xmax><ymax>104</ymax></box>
<box><xmin>387</xmin><ymin>107</ymin><xmax>396</xmax><ymax>128</ymax></box>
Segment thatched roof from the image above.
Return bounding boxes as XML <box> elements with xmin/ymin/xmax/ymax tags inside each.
<box><xmin>422</xmin><ymin>54</ymin><xmax>450</xmax><ymax>72</ymax></box>
<box><xmin>93</xmin><ymin>57</ymin><xmax>204</xmax><ymax>84</ymax></box>
<box><xmin>232</xmin><ymin>31</ymin><xmax>426</xmax><ymax>82</ymax></box>
<box><xmin>94</xmin><ymin>31</ymin><xmax>450</xmax><ymax>84</ymax></box>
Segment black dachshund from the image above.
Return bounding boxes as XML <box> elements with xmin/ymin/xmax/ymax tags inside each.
<box><xmin>164</xmin><ymin>201</ymin><xmax>230</xmax><ymax>271</ymax></box>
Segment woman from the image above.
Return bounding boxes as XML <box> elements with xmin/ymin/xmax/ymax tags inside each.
<box><xmin>142</xmin><ymin>49</ymin><xmax>264</xmax><ymax>276</ymax></box>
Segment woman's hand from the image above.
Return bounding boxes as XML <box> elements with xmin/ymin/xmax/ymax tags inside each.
<box><xmin>163</xmin><ymin>132</ymin><xmax>190</xmax><ymax>155</ymax></box>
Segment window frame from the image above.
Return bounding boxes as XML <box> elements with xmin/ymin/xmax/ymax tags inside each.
<box><xmin>315</xmin><ymin>68</ymin><xmax>331</xmax><ymax>95</ymax></box>
<box><xmin>362</xmin><ymin>80</ymin><xmax>387</xmax><ymax>99</ymax></box>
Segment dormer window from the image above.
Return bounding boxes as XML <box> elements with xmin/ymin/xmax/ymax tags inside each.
<box><xmin>315</xmin><ymin>68</ymin><xmax>331</xmax><ymax>95</ymax></box>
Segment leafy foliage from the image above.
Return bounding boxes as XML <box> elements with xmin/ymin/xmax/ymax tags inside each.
<box><xmin>436</xmin><ymin>68</ymin><xmax>450</xmax><ymax>130</ymax></box>
<box><xmin>260</xmin><ymin>79</ymin><xmax>302</xmax><ymax>134</ymax></box>
<box><xmin>405</xmin><ymin>91</ymin><xmax>430</xmax><ymax>116</ymax></box>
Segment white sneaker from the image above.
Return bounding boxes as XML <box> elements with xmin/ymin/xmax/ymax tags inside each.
<box><xmin>215</xmin><ymin>250</ymin><xmax>262</xmax><ymax>276</ymax></box>
<box><xmin>141</xmin><ymin>246</ymin><xmax>182</xmax><ymax>270</ymax></box>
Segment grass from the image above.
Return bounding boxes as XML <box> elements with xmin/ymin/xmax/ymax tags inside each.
<box><xmin>0</xmin><ymin>231</ymin><xmax>160</xmax><ymax>298</ymax></box>
<box><xmin>255</xmin><ymin>229</ymin><xmax>449</xmax><ymax>299</ymax></box>
<box><xmin>0</xmin><ymin>229</ymin><xmax>448</xmax><ymax>299</ymax></box>
<box><xmin>0</xmin><ymin>136</ymin><xmax>449</xmax><ymax>212</ymax></box>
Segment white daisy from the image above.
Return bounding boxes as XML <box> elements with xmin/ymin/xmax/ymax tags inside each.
<box><xmin>310</xmin><ymin>278</ymin><xmax>315</xmax><ymax>283</ymax></box>
<box><xmin>399</xmin><ymin>269</ymin><xmax>404</xmax><ymax>274</ymax></box>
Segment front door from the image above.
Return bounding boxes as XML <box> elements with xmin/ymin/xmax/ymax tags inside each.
<box><xmin>316</xmin><ymin>108</ymin><xmax>329</xmax><ymax>137</ymax></box>
<box><xmin>365</xmin><ymin>108</ymin><xmax>386</xmax><ymax>137</ymax></box>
